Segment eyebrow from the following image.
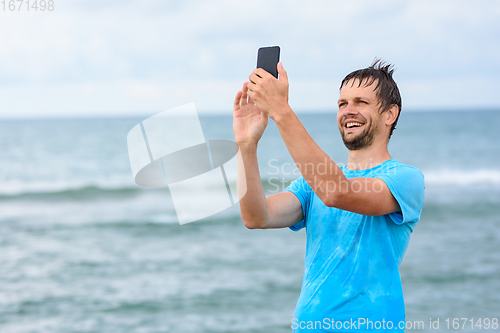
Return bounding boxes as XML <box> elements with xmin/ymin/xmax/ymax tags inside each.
<box><xmin>337</xmin><ymin>96</ymin><xmax>371</xmax><ymax>104</ymax></box>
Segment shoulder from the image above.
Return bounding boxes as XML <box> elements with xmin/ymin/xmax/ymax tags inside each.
<box><xmin>375</xmin><ymin>160</ymin><xmax>425</xmax><ymax>207</ymax></box>
<box><xmin>286</xmin><ymin>176</ymin><xmax>313</xmax><ymax>192</ymax></box>
<box><xmin>378</xmin><ymin>160</ymin><xmax>425</xmax><ymax>224</ymax></box>
<box><xmin>378</xmin><ymin>159</ymin><xmax>424</xmax><ymax>182</ymax></box>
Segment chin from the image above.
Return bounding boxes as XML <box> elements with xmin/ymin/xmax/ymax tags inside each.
<box><xmin>341</xmin><ymin>132</ymin><xmax>374</xmax><ymax>150</ymax></box>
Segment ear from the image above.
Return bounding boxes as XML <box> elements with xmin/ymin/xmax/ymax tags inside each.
<box><xmin>385</xmin><ymin>104</ymin><xmax>399</xmax><ymax>126</ymax></box>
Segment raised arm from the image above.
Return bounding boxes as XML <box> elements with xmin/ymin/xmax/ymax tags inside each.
<box><xmin>246</xmin><ymin>63</ymin><xmax>400</xmax><ymax>217</ymax></box>
<box><xmin>234</xmin><ymin>83</ymin><xmax>303</xmax><ymax>229</ymax></box>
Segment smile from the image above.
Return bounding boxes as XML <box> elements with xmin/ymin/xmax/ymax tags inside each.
<box><xmin>346</xmin><ymin>122</ymin><xmax>364</xmax><ymax>128</ymax></box>
<box><xmin>344</xmin><ymin>119</ymin><xmax>366</xmax><ymax>131</ymax></box>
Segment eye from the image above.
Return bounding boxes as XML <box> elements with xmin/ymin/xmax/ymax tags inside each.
<box><xmin>338</xmin><ymin>102</ymin><xmax>346</xmax><ymax>107</ymax></box>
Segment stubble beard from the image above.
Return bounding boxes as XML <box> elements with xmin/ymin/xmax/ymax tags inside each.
<box><xmin>339</xmin><ymin>121</ymin><xmax>377</xmax><ymax>150</ymax></box>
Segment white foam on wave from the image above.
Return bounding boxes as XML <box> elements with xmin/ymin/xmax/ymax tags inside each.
<box><xmin>0</xmin><ymin>176</ymin><xmax>137</xmax><ymax>196</ymax></box>
<box><xmin>424</xmin><ymin>169</ymin><xmax>500</xmax><ymax>186</ymax></box>
<box><xmin>3</xmin><ymin>168</ymin><xmax>498</xmax><ymax>197</ymax></box>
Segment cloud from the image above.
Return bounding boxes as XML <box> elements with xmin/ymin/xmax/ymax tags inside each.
<box><xmin>0</xmin><ymin>0</ymin><xmax>499</xmax><ymax>117</ymax></box>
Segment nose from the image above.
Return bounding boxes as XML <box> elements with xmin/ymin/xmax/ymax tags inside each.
<box><xmin>342</xmin><ymin>103</ymin><xmax>358</xmax><ymax>118</ymax></box>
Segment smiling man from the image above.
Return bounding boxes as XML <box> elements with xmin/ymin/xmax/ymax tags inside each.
<box><xmin>233</xmin><ymin>59</ymin><xmax>425</xmax><ymax>332</ymax></box>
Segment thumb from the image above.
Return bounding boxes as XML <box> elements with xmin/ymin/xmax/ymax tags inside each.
<box><xmin>278</xmin><ymin>62</ymin><xmax>288</xmax><ymax>82</ymax></box>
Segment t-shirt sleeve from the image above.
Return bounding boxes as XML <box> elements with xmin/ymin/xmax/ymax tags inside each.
<box><xmin>283</xmin><ymin>176</ymin><xmax>312</xmax><ymax>231</ymax></box>
<box><xmin>377</xmin><ymin>165</ymin><xmax>425</xmax><ymax>225</ymax></box>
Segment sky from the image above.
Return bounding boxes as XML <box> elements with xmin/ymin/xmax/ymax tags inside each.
<box><xmin>0</xmin><ymin>0</ymin><xmax>499</xmax><ymax>118</ymax></box>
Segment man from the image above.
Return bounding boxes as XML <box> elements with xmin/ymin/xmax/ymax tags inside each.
<box><xmin>233</xmin><ymin>59</ymin><xmax>425</xmax><ymax>332</ymax></box>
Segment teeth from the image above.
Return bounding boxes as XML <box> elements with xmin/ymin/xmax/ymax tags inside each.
<box><xmin>346</xmin><ymin>122</ymin><xmax>363</xmax><ymax>128</ymax></box>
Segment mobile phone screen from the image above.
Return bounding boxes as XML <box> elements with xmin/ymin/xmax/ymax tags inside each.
<box><xmin>257</xmin><ymin>46</ymin><xmax>280</xmax><ymax>78</ymax></box>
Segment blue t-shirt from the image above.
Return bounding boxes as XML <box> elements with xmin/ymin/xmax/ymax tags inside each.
<box><xmin>285</xmin><ymin>159</ymin><xmax>425</xmax><ymax>332</ymax></box>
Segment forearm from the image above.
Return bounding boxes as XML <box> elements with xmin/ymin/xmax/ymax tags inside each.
<box><xmin>237</xmin><ymin>143</ymin><xmax>270</xmax><ymax>229</ymax></box>
<box><xmin>273</xmin><ymin>107</ymin><xmax>348</xmax><ymax>206</ymax></box>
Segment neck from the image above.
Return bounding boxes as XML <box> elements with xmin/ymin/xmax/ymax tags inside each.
<box><xmin>346</xmin><ymin>138</ymin><xmax>392</xmax><ymax>170</ymax></box>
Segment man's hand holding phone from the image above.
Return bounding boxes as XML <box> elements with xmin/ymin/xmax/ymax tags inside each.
<box><xmin>233</xmin><ymin>46</ymin><xmax>291</xmax><ymax>148</ymax></box>
<box><xmin>246</xmin><ymin>62</ymin><xmax>290</xmax><ymax>121</ymax></box>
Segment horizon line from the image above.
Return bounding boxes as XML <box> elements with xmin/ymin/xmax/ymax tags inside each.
<box><xmin>1</xmin><ymin>107</ymin><xmax>499</xmax><ymax>121</ymax></box>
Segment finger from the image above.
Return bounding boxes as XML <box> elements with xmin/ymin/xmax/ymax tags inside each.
<box><xmin>234</xmin><ymin>90</ymin><xmax>242</xmax><ymax>111</ymax></box>
<box><xmin>254</xmin><ymin>68</ymin><xmax>269</xmax><ymax>79</ymax></box>
<box><xmin>247</xmin><ymin>88</ymin><xmax>256</xmax><ymax>102</ymax></box>
<box><xmin>249</xmin><ymin>70</ymin><xmax>264</xmax><ymax>84</ymax></box>
<box><xmin>278</xmin><ymin>62</ymin><xmax>288</xmax><ymax>82</ymax></box>
<box><xmin>260</xmin><ymin>109</ymin><xmax>268</xmax><ymax>121</ymax></box>
<box><xmin>247</xmin><ymin>79</ymin><xmax>257</xmax><ymax>92</ymax></box>
<box><xmin>241</xmin><ymin>82</ymin><xmax>249</xmax><ymax>106</ymax></box>
<box><xmin>247</xmin><ymin>94</ymin><xmax>255</xmax><ymax>105</ymax></box>
<box><xmin>248</xmin><ymin>75</ymin><xmax>257</xmax><ymax>85</ymax></box>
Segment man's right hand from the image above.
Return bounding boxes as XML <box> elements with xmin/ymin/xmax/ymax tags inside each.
<box><xmin>233</xmin><ymin>82</ymin><xmax>268</xmax><ymax>147</ymax></box>
<box><xmin>233</xmin><ymin>82</ymin><xmax>303</xmax><ymax>230</ymax></box>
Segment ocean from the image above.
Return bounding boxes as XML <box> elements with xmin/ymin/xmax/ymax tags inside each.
<box><xmin>1</xmin><ymin>110</ymin><xmax>499</xmax><ymax>332</ymax></box>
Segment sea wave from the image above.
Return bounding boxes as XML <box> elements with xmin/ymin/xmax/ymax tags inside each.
<box><xmin>0</xmin><ymin>182</ymin><xmax>147</xmax><ymax>201</ymax></box>
<box><xmin>423</xmin><ymin>169</ymin><xmax>500</xmax><ymax>186</ymax></box>
<box><xmin>1</xmin><ymin>168</ymin><xmax>498</xmax><ymax>201</ymax></box>
<box><xmin>0</xmin><ymin>178</ymin><xmax>235</xmax><ymax>201</ymax></box>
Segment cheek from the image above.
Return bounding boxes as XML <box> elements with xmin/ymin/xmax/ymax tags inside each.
<box><xmin>336</xmin><ymin>111</ymin><xmax>342</xmax><ymax>125</ymax></box>
<box><xmin>369</xmin><ymin>115</ymin><xmax>384</xmax><ymax>131</ymax></box>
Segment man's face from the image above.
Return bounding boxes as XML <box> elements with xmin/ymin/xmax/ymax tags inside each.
<box><xmin>337</xmin><ymin>79</ymin><xmax>384</xmax><ymax>150</ymax></box>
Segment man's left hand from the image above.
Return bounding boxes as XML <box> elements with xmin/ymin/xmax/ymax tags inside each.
<box><xmin>247</xmin><ymin>62</ymin><xmax>290</xmax><ymax>120</ymax></box>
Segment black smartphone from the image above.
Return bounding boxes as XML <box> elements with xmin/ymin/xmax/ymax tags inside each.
<box><xmin>256</xmin><ymin>46</ymin><xmax>280</xmax><ymax>78</ymax></box>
